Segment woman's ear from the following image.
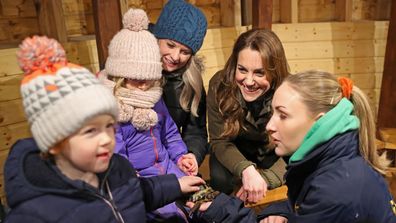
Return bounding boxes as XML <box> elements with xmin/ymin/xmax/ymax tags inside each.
<box><xmin>314</xmin><ymin>112</ymin><xmax>325</xmax><ymax>121</ymax></box>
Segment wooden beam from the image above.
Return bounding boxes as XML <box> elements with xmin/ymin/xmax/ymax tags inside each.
<box><xmin>280</xmin><ymin>0</ymin><xmax>298</xmax><ymax>23</ymax></box>
<box><xmin>335</xmin><ymin>0</ymin><xmax>353</xmax><ymax>21</ymax></box>
<box><xmin>92</xmin><ymin>0</ymin><xmax>122</xmax><ymax>70</ymax></box>
<box><xmin>377</xmin><ymin>1</ymin><xmax>396</xmax><ymax>128</ymax></box>
<box><xmin>252</xmin><ymin>0</ymin><xmax>273</xmax><ymax>30</ymax></box>
<box><xmin>241</xmin><ymin>0</ymin><xmax>252</xmax><ymax>25</ymax></box>
<box><xmin>34</xmin><ymin>0</ymin><xmax>68</xmax><ymax>43</ymax></box>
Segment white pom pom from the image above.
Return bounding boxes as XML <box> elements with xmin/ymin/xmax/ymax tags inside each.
<box><xmin>122</xmin><ymin>8</ymin><xmax>149</xmax><ymax>31</ymax></box>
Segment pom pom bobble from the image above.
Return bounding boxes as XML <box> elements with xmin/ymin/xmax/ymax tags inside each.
<box><xmin>17</xmin><ymin>36</ymin><xmax>67</xmax><ymax>75</ymax></box>
<box><xmin>122</xmin><ymin>8</ymin><xmax>149</xmax><ymax>32</ymax></box>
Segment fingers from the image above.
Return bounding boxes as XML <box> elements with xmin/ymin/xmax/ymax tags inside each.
<box><xmin>259</xmin><ymin>216</ymin><xmax>288</xmax><ymax>223</ymax></box>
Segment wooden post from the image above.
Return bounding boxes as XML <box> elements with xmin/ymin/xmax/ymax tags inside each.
<box><xmin>252</xmin><ymin>0</ymin><xmax>273</xmax><ymax>30</ymax></box>
<box><xmin>92</xmin><ymin>0</ymin><xmax>122</xmax><ymax>70</ymax></box>
<box><xmin>335</xmin><ymin>0</ymin><xmax>352</xmax><ymax>21</ymax></box>
<box><xmin>34</xmin><ymin>0</ymin><xmax>68</xmax><ymax>43</ymax></box>
<box><xmin>377</xmin><ymin>1</ymin><xmax>396</xmax><ymax>128</ymax></box>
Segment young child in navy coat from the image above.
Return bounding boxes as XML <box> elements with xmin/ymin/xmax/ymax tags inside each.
<box><xmin>4</xmin><ymin>35</ymin><xmax>204</xmax><ymax>223</ymax></box>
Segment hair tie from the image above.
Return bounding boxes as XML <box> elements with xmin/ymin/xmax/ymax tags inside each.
<box><xmin>337</xmin><ymin>77</ymin><xmax>353</xmax><ymax>99</ymax></box>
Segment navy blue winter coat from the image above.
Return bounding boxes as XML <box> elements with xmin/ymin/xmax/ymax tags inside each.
<box><xmin>259</xmin><ymin>131</ymin><xmax>396</xmax><ymax>223</ymax></box>
<box><xmin>4</xmin><ymin>138</ymin><xmax>183</xmax><ymax>223</ymax></box>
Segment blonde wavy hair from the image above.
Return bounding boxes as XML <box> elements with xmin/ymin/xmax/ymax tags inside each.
<box><xmin>175</xmin><ymin>55</ymin><xmax>205</xmax><ymax>117</ymax></box>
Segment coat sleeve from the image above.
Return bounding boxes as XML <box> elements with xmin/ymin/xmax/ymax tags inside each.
<box><xmin>200</xmin><ymin>193</ymin><xmax>257</xmax><ymax>223</ymax></box>
<box><xmin>139</xmin><ymin>174</ymin><xmax>183</xmax><ymax>211</ymax></box>
<box><xmin>158</xmin><ymin>99</ymin><xmax>188</xmax><ymax>163</ymax></box>
<box><xmin>5</xmin><ymin>214</ymin><xmax>46</xmax><ymax>223</ymax></box>
<box><xmin>257</xmin><ymin>186</ymin><xmax>356</xmax><ymax>223</ymax></box>
<box><xmin>181</xmin><ymin>87</ymin><xmax>209</xmax><ymax>166</ymax></box>
<box><xmin>207</xmin><ymin>71</ymin><xmax>255</xmax><ymax>177</ymax></box>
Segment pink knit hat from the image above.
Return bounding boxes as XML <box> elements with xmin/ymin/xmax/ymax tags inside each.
<box><xmin>105</xmin><ymin>9</ymin><xmax>162</xmax><ymax>80</ymax></box>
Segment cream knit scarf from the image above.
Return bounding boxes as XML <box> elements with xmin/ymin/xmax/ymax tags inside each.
<box><xmin>99</xmin><ymin>72</ymin><xmax>162</xmax><ymax>131</ymax></box>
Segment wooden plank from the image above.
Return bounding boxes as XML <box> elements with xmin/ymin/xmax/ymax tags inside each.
<box><xmin>299</xmin><ymin>0</ymin><xmax>336</xmax><ymax>22</ymax></box>
<box><xmin>0</xmin><ymin>0</ymin><xmax>37</xmax><ymax>17</ymax></box>
<box><xmin>36</xmin><ymin>0</ymin><xmax>68</xmax><ymax>43</ymax></box>
<box><xmin>92</xmin><ymin>0</ymin><xmax>122</xmax><ymax>70</ymax></box>
<box><xmin>197</xmin><ymin>47</ymin><xmax>232</xmax><ymax>68</ymax></box>
<box><xmin>0</xmin><ymin>99</ymin><xmax>25</xmax><ymax>127</ymax></box>
<box><xmin>0</xmin><ymin>18</ymin><xmax>39</xmax><ymax>44</ymax></box>
<box><xmin>0</xmin><ymin>48</ymin><xmax>21</xmax><ymax>77</ymax></box>
<box><xmin>62</xmin><ymin>0</ymin><xmax>93</xmax><ymax>14</ymax></box>
<box><xmin>64</xmin><ymin>40</ymin><xmax>99</xmax><ymax>65</ymax></box>
<box><xmin>282</xmin><ymin>39</ymin><xmax>386</xmax><ymax>60</ymax></box>
<box><xmin>335</xmin><ymin>0</ymin><xmax>353</xmax><ymax>21</ymax></box>
<box><xmin>288</xmin><ymin>57</ymin><xmax>384</xmax><ymax>74</ymax></box>
<box><xmin>377</xmin><ymin>1</ymin><xmax>396</xmax><ymax>129</ymax></box>
<box><xmin>64</xmin><ymin>13</ymin><xmax>95</xmax><ymax>36</ymax></box>
<box><xmin>272</xmin><ymin>21</ymin><xmax>388</xmax><ymax>42</ymax></box>
<box><xmin>200</xmin><ymin>5</ymin><xmax>221</xmax><ymax>27</ymax></box>
<box><xmin>201</xmin><ymin>26</ymin><xmax>247</xmax><ymax>50</ymax></box>
<box><xmin>220</xmin><ymin>0</ymin><xmax>234</xmax><ymax>27</ymax></box>
<box><xmin>252</xmin><ymin>0</ymin><xmax>273</xmax><ymax>29</ymax></box>
<box><xmin>280</xmin><ymin>0</ymin><xmax>298</xmax><ymax>23</ymax></box>
<box><xmin>0</xmin><ymin>75</ymin><xmax>22</xmax><ymax>101</ymax></box>
<box><xmin>0</xmin><ymin>122</ymin><xmax>30</xmax><ymax>152</ymax></box>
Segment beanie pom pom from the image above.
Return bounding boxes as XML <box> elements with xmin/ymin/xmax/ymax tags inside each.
<box><xmin>122</xmin><ymin>8</ymin><xmax>149</xmax><ymax>32</ymax></box>
<box><xmin>17</xmin><ymin>36</ymin><xmax>67</xmax><ymax>75</ymax></box>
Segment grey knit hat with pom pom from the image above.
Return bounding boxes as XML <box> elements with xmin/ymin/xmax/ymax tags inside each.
<box><xmin>105</xmin><ymin>8</ymin><xmax>162</xmax><ymax>80</ymax></box>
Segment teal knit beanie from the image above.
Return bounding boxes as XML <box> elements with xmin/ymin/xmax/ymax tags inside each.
<box><xmin>150</xmin><ymin>0</ymin><xmax>207</xmax><ymax>54</ymax></box>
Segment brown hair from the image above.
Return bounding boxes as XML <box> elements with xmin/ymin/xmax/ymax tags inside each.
<box><xmin>216</xmin><ymin>29</ymin><xmax>290</xmax><ymax>137</ymax></box>
<box><xmin>285</xmin><ymin>70</ymin><xmax>388</xmax><ymax>174</ymax></box>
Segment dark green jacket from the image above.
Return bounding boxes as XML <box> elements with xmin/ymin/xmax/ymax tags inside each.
<box><xmin>207</xmin><ymin>71</ymin><xmax>285</xmax><ymax>189</ymax></box>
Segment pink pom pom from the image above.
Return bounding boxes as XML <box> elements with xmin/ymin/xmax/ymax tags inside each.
<box><xmin>16</xmin><ymin>36</ymin><xmax>67</xmax><ymax>75</ymax></box>
<box><xmin>122</xmin><ymin>8</ymin><xmax>149</xmax><ymax>32</ymax></box>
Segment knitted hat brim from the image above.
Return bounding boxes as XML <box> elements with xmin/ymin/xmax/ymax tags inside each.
<box><xmin>30</xmin><ymin>84</ymin><xmax>118</xmax><ymax>152</ymax></box>
<box><xmin>105</xmin><ymin>58</ymin><xmax>162</xmax><ymax>80</ymax></box>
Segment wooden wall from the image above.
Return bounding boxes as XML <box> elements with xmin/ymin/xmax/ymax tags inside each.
<box><xmin>0</xmin><ymin>0</ymin><xmax>391</xmax><ymax>46</ymax></box>
<box><xmin>0</xmin><ymin>0</ymin><xmax>391</xmax><ymax>204</ymax></box>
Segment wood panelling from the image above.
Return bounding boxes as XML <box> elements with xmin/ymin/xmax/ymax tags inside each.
<box><xmin>0</xmin><ymin>122</ymin><xmax>30</xmax><ymax>151</ymax></box>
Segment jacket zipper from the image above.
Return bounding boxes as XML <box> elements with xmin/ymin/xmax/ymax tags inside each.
<box><xmin>94</xmin><ymin>181</ymin><xmax>125</xmax><ymax>223</ymax></box>
<box><xmin>150</xmin><ymin>127</ymin><xmax>165</xmax><ymax>174</ymax></box>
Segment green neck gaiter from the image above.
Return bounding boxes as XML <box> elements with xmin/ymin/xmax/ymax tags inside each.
<box><xmin>289</xmin><ymin>98</ymin><xmax>360</xmax><ymax>164</ymax></box>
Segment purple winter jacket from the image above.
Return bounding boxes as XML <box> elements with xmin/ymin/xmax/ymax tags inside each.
<box><xmin>115</xmin><ymin>98</ymin><xmax>187</xmax><ymax>179</ymax></box>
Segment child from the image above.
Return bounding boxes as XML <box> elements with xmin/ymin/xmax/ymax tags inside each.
<box><xmin>98</xmin><ymin>9</ymin><xmax>198</xmax><ymax>222</ymax></box>
<box><xmin>4</xmin><ymin>35</ymin><xmax>204</xmax><ymax>222</ymax></box>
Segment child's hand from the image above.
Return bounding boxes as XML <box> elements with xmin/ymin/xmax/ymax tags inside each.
<box><xmin>178</xmin><ymin>176</ymin><xmax>205</xmax><ymax>194</ymax></box>
<box><xmin>177</xmin><ymin>153</ymin><xmax>198</xmax><ymax>176</ymax></box>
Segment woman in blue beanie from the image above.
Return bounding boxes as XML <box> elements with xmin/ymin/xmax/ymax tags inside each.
<box><xmin>150</xmin><ymin>0</ymin><xmax>209</xmax><ymax>167</ymax></box>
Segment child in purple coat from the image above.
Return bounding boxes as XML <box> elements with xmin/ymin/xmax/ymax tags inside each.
<box><xmin>99</xmin><ymin>9</ymin><xmax>198</xmax><ymax>222</ymax></box>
